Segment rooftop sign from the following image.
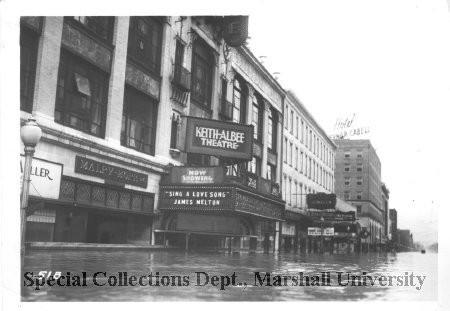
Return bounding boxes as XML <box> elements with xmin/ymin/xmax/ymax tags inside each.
<box><xmin>185</xmin><ymin>117</ymin><xmax>253</xmax><ymax>160</ymax></box>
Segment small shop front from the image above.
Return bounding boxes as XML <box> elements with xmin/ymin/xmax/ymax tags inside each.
<box><xmin>23</xmin><ymin>154</ymin><xmax>156</xmax><ymax>245</ymax></box>
<box><xmin>282</xmin><ymin>211</ymin><xmax>311</xmax><ymax>253</ymax></box>
<box><xmin>332</xmin><ymin>222</ymin><xmax>359</xmax><ymax>254</ymax></box>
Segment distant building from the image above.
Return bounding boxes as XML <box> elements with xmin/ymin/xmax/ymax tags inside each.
<box><xmin>397</xmin><ymin>229</ymin><xmax>414</xmax><ymax>252</ymax></box>
<box><xmin>333</xmin><ymin>139</ymin><xmax>384</xmax><ymax>251</ymax></box>
<box><xmin>281</xmin><ymin>91</ymin><xmax>336</xmax><ymax>252</ymax></box>
<box><xmin>389</xmin><ymin>209</ymin><xmax>398</xmax><ymax>247</ymax></box>
<box><xmin>381</xmin><ymin>183</ymin><xmax>390</xmax><ymax>242</ymax></box>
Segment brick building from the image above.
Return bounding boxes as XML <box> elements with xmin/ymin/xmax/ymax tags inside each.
<box><xmin>20</xmin><ymin>16</ymin><xmax>287</xmax><ymax>251</ymax></box>
<box><xmin>333</xmin><ymin>139</ymin><xmax>385</xmax><ymax>251</ymax></box>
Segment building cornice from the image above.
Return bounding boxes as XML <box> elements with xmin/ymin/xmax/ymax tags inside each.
<box><xmin>286</xmin><ymin>90</ymin><xmax>336</xmax><ymax>149</ymax></box>
<box><xmin>29</xmin><ymin>121</ymin><xmax>170</xmax><ymax>176</ymax></box>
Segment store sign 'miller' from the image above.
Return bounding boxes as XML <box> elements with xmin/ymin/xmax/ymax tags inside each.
<box><xmin>185</xmin><ymin>117</ymin><xmax>253</xmax><ymax>160</ymax></box>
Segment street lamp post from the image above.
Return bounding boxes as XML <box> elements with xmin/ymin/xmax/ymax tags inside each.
<box><xmin>320</xmin><ymin>216</ymin><xmax>324</xmax><ymax>254</ymax></box>
<box><xmin>20</xmin><ymin>117</ymin><xmax>42</xmax><ymax>257</ymax></box>
<box><xmin>347</xmin><ymin>225</ymin><xmax>351</xmax><ymax>254</ymax></box>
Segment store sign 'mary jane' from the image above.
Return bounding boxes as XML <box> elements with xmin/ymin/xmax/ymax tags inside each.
<box><xmin>185</xmin><ymin>117</ymin><xmax>253</xmax><ymax>160</ymax></box>
<box><xmin>74</xmin><ymin>156</ymin><xmax>148</xmax><ymax>188</ymax></box>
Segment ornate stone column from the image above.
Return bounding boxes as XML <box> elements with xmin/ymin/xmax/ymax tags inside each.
<box><xmin>245</xmin><ymin>83</ymin><xmax>254</xmax><ymax>126</ymax></box>
<box><xmin>155</xmin><ymin>19</ymin><xmax>175</xmax><ymax>159</ymax></box>
<box><xmin>275</xmin><ymin>110</ymin><xmax>283</xmax><ymax>184</ymax></box>
<box><xmin>261</xmin><ymin>100</ymin><xmax>271</xmax><ymax>179</ymax></box>
<box><xmin>32</xmin><ymin>17</ymin><xmax>64</xmax><ymax>121</ymax></box>
<box><xmin>105</xmin><ymin>17</ymin><xmax>129</xmax><ymax>144</ymax></box>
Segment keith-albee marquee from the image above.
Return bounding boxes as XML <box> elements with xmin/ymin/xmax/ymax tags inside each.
<box><xmin>185</xmin><ymin>117</ymin><xmax>253</xmax><ymax>160</ymax></box>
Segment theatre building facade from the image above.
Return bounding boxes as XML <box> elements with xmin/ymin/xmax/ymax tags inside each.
<box><xmin>20</xmin><ymin>16</ymin><xmax>285</xmax><ymax>250</ymax></box>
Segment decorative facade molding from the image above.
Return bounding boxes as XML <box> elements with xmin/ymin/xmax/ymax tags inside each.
<box><xmin>61</xmin><ymin>22</ymin><xmax>112</xmax><ymax>73</ymax></box>
<box><xmin>231</xmin><ymin>49</ymin><xmax>283</xmax><ymax>111</ymax></box>
<box><xmin>125</xmin><ymin>62</ymin><xmax>161</xmax><ymax>101</ymax></box>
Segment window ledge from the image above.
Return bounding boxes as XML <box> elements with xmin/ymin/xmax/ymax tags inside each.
<box><xmin>169</xmin><ymin>148</ymin><xmax>181</xmax><ymax>158</ymax></box>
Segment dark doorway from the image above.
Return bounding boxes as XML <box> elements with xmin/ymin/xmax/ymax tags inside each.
<box><xmin>86</xmin><ymin>213</ymin><xmax>127</xmax><ymax>244</ymax></box>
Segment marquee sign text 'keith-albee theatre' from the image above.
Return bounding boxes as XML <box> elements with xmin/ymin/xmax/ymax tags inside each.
<box><xmin>75</xmin><ymin>156</ymin><xmax>148</xmax><ymax>188</ymax></box>
<box><xmin>185</xmin><ymin>117</ymin><xmax>253</xmax><ymax>160</ymax></box>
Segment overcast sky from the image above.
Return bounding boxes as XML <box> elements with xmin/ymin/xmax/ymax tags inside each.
<box><xmin>247</xmin><ymin>0</ymin><xmax>450</xmax><ymax>245</ymax></box>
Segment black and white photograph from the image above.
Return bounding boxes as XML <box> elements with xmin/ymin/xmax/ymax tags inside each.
<box><xmin>1</xmin><ymin>0</ymin><xmax>449</xmax><ymax>308</ymax></box>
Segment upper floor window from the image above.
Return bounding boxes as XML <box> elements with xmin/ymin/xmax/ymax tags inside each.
<box><xmin>316</xmin><ymin>137</ymin><xmax>319</xmax><ymax>155</ymax></box>
<box><xmin>344</xmin><ymin>191</ymin><xmax>350</xmax><ymax>200</ymax></box>
<box><xmin>309</xmin><ymin>129</ymin><xmax>312</xmax><ymax>150</ymax></box>
<box><xmin>344</xmin><ymin>151</ymin><xmax>351</xmax><ymax>158</ymax></box>
<box><xmin>267</xmin><ymin>108</ymin><xmax>277</xmax><ymax>151</ymax></box>
<box><xmin>357</xmin><ymin>149</ymin><xmax>363</xmax><ymax>158</ymax></box>
<box><xmin>356</xmin><ymin>191</ymin><xmax>363</xmax><ymax>200</ymax></box>
<box><xmin>121</xmin><ymin>86</ymin><xmax>158</xmax><ymax>155</ymax></box>
<box><xmin>293</xmin><ymin>181</ymin><xmax>298</xmax><ymax>206</ymax></box>
<box><xmin>290</xmin><ymin>111</ymin><xmax>294</xmax><ymax>134</ymax></box>
<box><xmin>128</xmin><ymin>17</ymin><xmax>163</xmax><ymax>75</ymax></box>
<box><xmin>308</xmin><ymin>158</ymin><xmax>312</xmax><ymax>179</ymax></box>
<box><xmin>300</xmin><ymin>151</ymin><xmax>304</xmax><ymax>173</ymax></box>
<box><xmin>357</xmin><ymin>176</ymin><xmax>363</xmax><ymax>186</ymax></box>
<box><xmin>55</xmin><ymin>51</ymin><xmax>108</xmax><ymax>137</ymax></box>
<box><xmin>357</xmin><ymin>163</ymin><xmax>363</xmax><ymax>172</ymax></box>
<box><xmin>247</xmin><ymin>157</ymin><xmax>261</xmax><ymax>176</ymax></box>
<box><xmin>188</xmin><ymin>154</ymin><xmax>211</xmax><ymax>167</ymax></box>
<box><xmin>252</xmin><ymin>95</ymin><xmax>263</xmax><ymax>141</ymax></box>
<box><xmin>300</xmin><ymin>119</ymin><xmax>304</xmax><ymax>143</ymax></box>
<box><xmin>172</xmin><ymin>38</ymin><xmax>190</xmax><ymax>92</ymax></box>
<box><xmin>170</xmin><ymin>111</ymin><xmax>181</xmax><ymax>149</ymax></box>
<box><xmin>232</xmin><ymin>78</ymin><xmax>247</xmax><ymax>123</ymax></box>
<box><xmin>191</xmin><ymin>38</ymin><xmax>214</xmax><ymax>107</ymax></box>
<box><xmin>296</xmin><ymin>116</ymin><xmax>299</xmax><ymax>138</ymax></box>
<box><xmin>72</xmin><ymin>16</ymin><xmax>114</xmax><ymax>43</ymax></box>
<box><xmin>344</xmin><ymin>177</ymin><xmax>350</xmax><ymax>186</ymax></box>
<box><xmin>20</xmin><ymin>25</ymin><xmax>39</xmax><ymax>113</ymax></box>
<box><xmin>344</xmin><ymin>164</ymin><xmax>350</xmax><ymax>172</ymax></box>
<box><xmin>284</xmin><ymin>105</ymin><xmax>289</xmax><ymax>128</ymax></box>
<box><xmin>267</xmin><ymin>163</ymin><xmax>276</xmax><ymax>182</ymax></box>
<box><xmin>288</xmin><ymin>142</ymin><xmax>293</xmax><ymax>166</ymax></box>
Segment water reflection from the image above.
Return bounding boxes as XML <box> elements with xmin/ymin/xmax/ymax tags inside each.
<box><xmin>22</xmin><ymin>250</ymin><xmax>437</xmax><ymax>301</ymax></box>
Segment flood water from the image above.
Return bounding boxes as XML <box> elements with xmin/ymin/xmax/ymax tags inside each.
<box><xmin>22</xmin><ymin>250</ymin><xmax>437</xmax><ymax>301</ymax></box>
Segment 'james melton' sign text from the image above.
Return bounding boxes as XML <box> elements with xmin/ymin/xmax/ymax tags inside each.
<box><xmin>185</xmin><ymin>117</ymin><xmax>253</xmax><ymax>160</ymax></box>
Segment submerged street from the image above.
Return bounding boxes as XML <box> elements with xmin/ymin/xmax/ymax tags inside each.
<box><xmin>22</xmin><ymin>250</ymin><xmax>437</xmax><ymax>301</ymax></box>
